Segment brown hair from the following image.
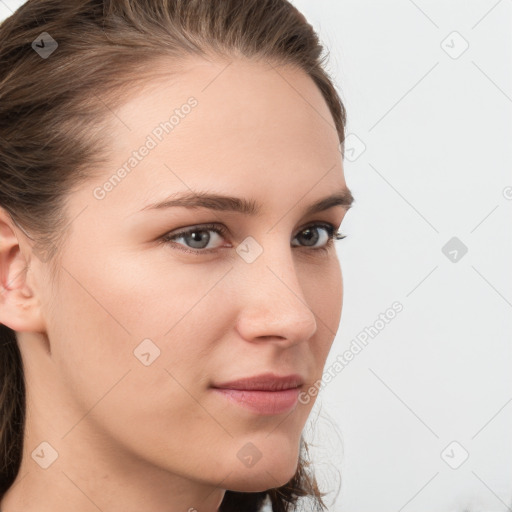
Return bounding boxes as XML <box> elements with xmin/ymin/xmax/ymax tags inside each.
<box><xmin>0</xmin><ymin>1</ymin><xmax>346</xmax><ymax>510</ymax></box>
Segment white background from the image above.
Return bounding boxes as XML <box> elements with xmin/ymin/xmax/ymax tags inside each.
<box><xmin>1</xmin><ymin>1</ymin><xmax>511</xmax><ymax>511</ymax></box>
<box><xmin>288</xmin><ymin>1</ymin><xmax>512</xmax><ymax>511</ymax></box>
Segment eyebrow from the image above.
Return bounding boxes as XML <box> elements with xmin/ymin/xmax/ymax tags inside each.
<box><xmin>139</xmin><ymin>188</ymin><xmax>354</xmax><ymax>216</ymax></box>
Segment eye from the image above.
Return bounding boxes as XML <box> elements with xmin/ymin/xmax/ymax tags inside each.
<box><xmin>159</xmin><ymin>222</ymin><xmax>347</xmax><ymax>255</ymax></box>
<box><xmin>292</xmin><ymin>222</ymin><xmax>346</xmax><ymax>252</ymax></box>
<box><xmin>160</xmin><ymin>223</ymin><xmax>229</xmax><ymax>254</ymax></box>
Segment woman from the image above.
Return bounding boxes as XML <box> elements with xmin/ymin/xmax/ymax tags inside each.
<box><xmin>0</xmin><ymin>1</ymin><xmax>353</xmax><ymax>511</ymax></box>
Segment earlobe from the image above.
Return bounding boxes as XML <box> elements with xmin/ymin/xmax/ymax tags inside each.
<box><xmin>0</xmin><ymin>209</ymin><xmax>46</xmax><ymax>333</ymax></box>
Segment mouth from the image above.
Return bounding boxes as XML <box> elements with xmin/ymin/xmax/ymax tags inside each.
<box><xmin>210</xmin><ymin>372</ymin><xmax>304</xmax><ymax>415</ymax></box>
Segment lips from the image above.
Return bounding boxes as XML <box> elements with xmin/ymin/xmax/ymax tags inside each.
<box><xmin>211</xmin><ymin>372</ymin><xmax>305</xmax><ymax>415</ymax></box>
<box><xmin>212</xmin><ymin>387</ymin><xmax>301</xmax><ymax>415</ymax></box>
<box><xmin>211</xmin><ymin>372</ymin><xmax>304</xmax><ymax>391</ymax></box>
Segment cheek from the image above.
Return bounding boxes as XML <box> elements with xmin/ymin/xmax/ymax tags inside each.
<box><xmin>48</xmin><ymin>252</ymin><xmax>231</xmax><ymax>393</ymax></box>
<box><xmin>300</xmin><ymin>255</ymin><xmax>343</xmax><ymax>350</ymax></box>
<box><xmin>46</xmin><ymin>256</ymin><xmax>236</xmax><ymax>469</ymax></box>
<box><xmin>54</xmin><ymin>248</ymin><xmax>229</xmax><ymax>340</ymax></box>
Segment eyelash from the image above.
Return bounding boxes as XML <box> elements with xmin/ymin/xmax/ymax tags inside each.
<box><xmin>159</xmin><ymin>222</ymin><xmax>347</xmax><ymax>255</ymax></box>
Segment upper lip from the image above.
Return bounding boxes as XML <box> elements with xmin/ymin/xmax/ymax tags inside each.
<box><xmin>212</xmin><ymin>372</ymin><xmax>304</xmax><ymax>391</ymax></box>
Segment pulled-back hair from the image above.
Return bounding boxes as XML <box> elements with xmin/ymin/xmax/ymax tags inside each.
<box><xmin>0</xmin><ymin>1</ymin><xmax>346</xmax><ymax>510</ymax></box>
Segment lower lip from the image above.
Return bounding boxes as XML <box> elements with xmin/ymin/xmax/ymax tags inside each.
<box><xmin>212</xmin><ymin>387</ymin><xmax>300</xmax><ymax>415</ymax></box>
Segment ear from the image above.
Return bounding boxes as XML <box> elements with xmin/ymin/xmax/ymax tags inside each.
<box><xmin>0</xmin><ymin>208</ymin><xmax>46</xmax><ymax>333</ymax></box>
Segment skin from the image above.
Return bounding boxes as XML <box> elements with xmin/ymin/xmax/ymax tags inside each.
<box><xmin>0</xmin><ymin>56</ymin><xmax>352</xmax><ymax>512</ymax></box>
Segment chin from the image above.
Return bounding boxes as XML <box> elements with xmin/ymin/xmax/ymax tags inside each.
<box><xmin>223</xmin><ymin>454</ymin><xmax>300</xmax><ymax>493</ymax></box>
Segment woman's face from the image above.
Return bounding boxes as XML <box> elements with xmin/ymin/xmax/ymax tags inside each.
<box><xmin>32</xmin><ymin>57</ymin><xmax>352</xmax><ymax>497</ymax></box>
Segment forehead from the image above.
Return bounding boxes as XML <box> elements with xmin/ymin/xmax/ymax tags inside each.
<box><xmin>85</xmin><ymin>57</ymin><xmax>346</xmax><ymax>212</ymax></box>
<box><xmin>113</xmin><ymin>58</ymin><xmax>339</xmax><ymax>156</ymax></box>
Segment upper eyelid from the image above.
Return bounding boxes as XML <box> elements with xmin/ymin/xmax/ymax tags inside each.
<box><xmin>166</xmin><ymin>221</ymin><xmax>339</xmax><ymax>239</ymax></box>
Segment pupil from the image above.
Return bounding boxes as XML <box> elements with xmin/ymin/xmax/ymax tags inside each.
<box><xmin>301</xmin><ymin>228</ymin><xmax>318</xmax><ymax>246</ymax></box>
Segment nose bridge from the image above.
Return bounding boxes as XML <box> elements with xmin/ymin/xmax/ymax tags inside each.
<box><xmin>234</xmin><ymin>238</ymin><xmax>318</xmax><ymax>344</ymax></box>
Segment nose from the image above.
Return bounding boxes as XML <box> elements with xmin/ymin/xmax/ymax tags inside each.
<box><xmin>234</xmin><ymin>246</ymin><xmax>318</xmax><ymax>348</ymax></box>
